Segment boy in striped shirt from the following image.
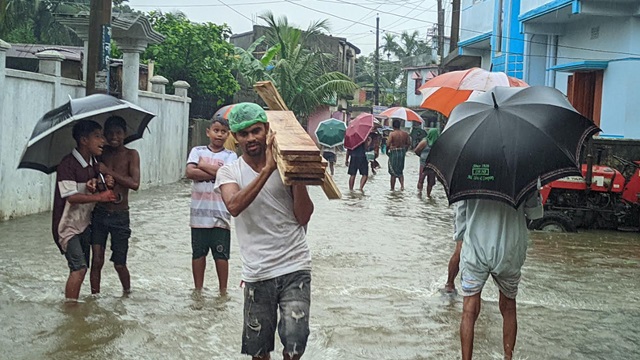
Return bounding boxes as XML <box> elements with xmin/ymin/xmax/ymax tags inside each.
<box><xmin>185</xmin><ymin>117</ymin><xmax>237</xmax><ymax>294</ymax></box>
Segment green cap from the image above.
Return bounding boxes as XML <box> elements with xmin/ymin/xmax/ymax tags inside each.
<box><xmin>228</xmin><ymin>102</ymin><xmax>268</xmax><ymax>133</ymax></box>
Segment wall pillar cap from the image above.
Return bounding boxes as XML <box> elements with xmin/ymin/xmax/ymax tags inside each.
<box><xmin>0</xmin><ymin>39</ymin><xmax>10</xmax><ymax>51</ymax></box>
<box><xmin>150</xmin><ymin>75</ymin><xmax>169</xmax><ymax>85</ymax></box>
<box><xmin>173</xmin><ymin>80</ymin><xmax>190</xmax><ymax>89</ymax></box>
<box><xmin>35</xmin><ymin>50</ymin><xmax>65</xmax><ymax>61</ymax></box>
<box><xmin>116</xmin><ymin>38</ymin><xmax>148</xmax><ymax>53</ymax></box>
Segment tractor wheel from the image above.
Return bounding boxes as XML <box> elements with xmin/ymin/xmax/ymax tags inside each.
<box><xmin>529</xmin><ymin>211</ymin><xmax>577</xmax><ymax>232</ymax></box>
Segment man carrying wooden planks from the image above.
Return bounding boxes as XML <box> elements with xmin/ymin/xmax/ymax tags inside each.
<box><xmin>214</xmin><ymin>103</ymin><xmax>314</xmax><ymax>360</ymax></box>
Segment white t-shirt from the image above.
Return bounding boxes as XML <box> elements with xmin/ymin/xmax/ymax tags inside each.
<box><xmin>214</xmin><ymin>157</ymin><xmax>312</xmax><ymax>282</ymax></box>
<box><xmin>455</xmin><ymin>192</ymin><xmax>543</xmax><ymax>276</ymax></box>
<box><xmin>187</xmin><ymin>146</ymin><xmax>237</xmax><ymax>229</ymax></box>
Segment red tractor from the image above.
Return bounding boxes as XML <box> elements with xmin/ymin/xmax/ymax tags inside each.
<box><xmin>529</xmin><ymin>155</ymin><xmax>640</xmax><ymax>232</ymax></box>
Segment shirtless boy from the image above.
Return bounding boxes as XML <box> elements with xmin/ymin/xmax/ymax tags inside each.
<box><xmin>90</xmin><ymin>116</ymin><xmax>140</xmax><ymax>295</ymax></box>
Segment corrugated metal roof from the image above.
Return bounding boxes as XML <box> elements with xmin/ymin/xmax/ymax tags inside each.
<box><xmin>6</xmin><ymin>44</ymin><xmax>83</xmax><ymax>62</ymax></box>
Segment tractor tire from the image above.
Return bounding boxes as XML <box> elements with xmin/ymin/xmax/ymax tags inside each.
<box><xmin>529</xmin><ymin>211</ymin><xmax>577</xmax><ymax>232</ymax></box>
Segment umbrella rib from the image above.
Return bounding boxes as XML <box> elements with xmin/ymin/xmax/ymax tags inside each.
<box><xmin>447</xmin><ymin>111</ymin><xmax>492</xmax><ymax>186</ymax></box>
<box><xmin>502</xmin><ymin>106</ymin><xmax>583</xmax><ymax>164</ymax></box>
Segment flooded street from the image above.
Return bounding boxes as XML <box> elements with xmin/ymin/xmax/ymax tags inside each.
<box><xmin>1</xmin><ymin>154</ymin><xmax>639</xmax><ymax>359</ymax></box>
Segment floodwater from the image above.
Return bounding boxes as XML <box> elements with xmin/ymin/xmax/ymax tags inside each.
<box><xmin>1</xmin><ymin>154</ymin><xmax>639</xmax><ymax>360</ymax></box>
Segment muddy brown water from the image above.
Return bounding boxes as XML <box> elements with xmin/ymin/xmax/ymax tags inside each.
<box><xmin>1</xmin><ymin>155</ymin><xmax>639</xmax><ymax>359</ymax></box>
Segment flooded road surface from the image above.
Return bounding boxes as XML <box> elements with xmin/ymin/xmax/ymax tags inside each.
<box><xmin>1</xmin><ymin>154</ymin><xmax>639</xmax><ymax>359</ymax></box>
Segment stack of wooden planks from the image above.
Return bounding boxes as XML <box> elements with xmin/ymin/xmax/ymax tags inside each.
<box><xmin>254</xmin><ymin>81</ymin><xmax>342</xmax><ymax>199</ymax></box>
<box><xmin>267</xmin><ymin>111</ymin><xmax>326</xmax><ymax>186</ymax></box>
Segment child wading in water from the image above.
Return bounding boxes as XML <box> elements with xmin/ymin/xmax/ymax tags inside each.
<box><xmin>90</xmin><ymin>116</ymin><xmax>140</xmax><ymax>296</ymax></box>
<box><xmin>185</xmin><ymin>117</ymin><xmax>237</xmax><ymax>295</ymax></box>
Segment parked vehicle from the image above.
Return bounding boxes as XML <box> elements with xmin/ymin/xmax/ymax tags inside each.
<box><xmin>529</xmin><ymin>155</ymin><xmax>640</xmax><ymax>232</ymax></box>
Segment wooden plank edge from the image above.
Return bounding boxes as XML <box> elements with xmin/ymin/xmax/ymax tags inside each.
<box><xmin>321</xmin><ymin>172</ymin><xmax>342</xmax><ymax>200</ymax></box>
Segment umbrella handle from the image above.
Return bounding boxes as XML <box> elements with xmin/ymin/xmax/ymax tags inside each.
<box><xmin>97</xmin><ymin>173</ymin><xmax>108</xmax><ymax>192</ymax></box>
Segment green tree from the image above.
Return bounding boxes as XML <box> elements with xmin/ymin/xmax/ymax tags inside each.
<box><xmin>143</xmin><ymin>11</ymin><xmax>239</xmax><ymax>118</ymax></box>
<box><xmin>0</xmin><ymin>1</ymin><xmax>82</xmax><ymax>44</ymax></box>
<box><xmin>354</xmin><ymin>53</ymin><xmax>404</xmax><ymax>107</ymax></box>
<box><xmin>234</xmin><ymin>12</ymin><xmax>358</xmax><ymax>123</ymax></box>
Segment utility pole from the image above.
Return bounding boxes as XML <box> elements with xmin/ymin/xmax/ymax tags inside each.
<box><xmin>86</xmin><ymin>0</ymin><xmax>112</xmax><ymax>94</ymax></box>
<box><xmin>437</xmin><ymin>0</ymin><xmax>444</xmax><ymax>72</ymax></box>
<box><xmin>450</xmin><ymin>0</ymin><xmax>461</xmax><ymax>55</ymax></box>
<box><xmin>374</xmin><ymin>15</ymin><xmax>380</xmax><ymax>106</ymax></box>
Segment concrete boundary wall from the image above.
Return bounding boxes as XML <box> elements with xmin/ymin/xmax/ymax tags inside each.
<box><xmin>0</xmin><ymin>44</ymin><xmax>190</xmax><ymax>220</ymax></box>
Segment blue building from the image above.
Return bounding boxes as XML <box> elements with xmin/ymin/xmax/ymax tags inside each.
<box><xmin>448</xmin><ymin>0</ymin><xmax>640</xmax><ymax>138</ymax></box>
<box><xmin>447</xmin><ymin>0</ymin><xmax>525</xmax><ymax>79</ymax></box>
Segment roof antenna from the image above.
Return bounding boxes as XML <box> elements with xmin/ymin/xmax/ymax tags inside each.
<box><xmin>491</xmin><ymin>92</ymin><xmax>499</xmax><ymax>108</ymax></box>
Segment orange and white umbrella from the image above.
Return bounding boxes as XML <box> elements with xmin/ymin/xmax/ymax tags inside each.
<box><xmin>418</xmin><ymin>67</ymin><xmax>528</xmax><ymax>117</ymax></box>
<box><xmin>379</xmin><ymin>106</ymin><xmax>424</xmax><ymax>123</ymax></box>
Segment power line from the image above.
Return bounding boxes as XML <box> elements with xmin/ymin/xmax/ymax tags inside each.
<box><xmin>324</xmin><ymin>0</ymin><xmax>640</xmax><ymax>57</ymax></box>
<box><xmin>131</xmin><ymin>0</ymin><xmax>298</xmax><ymax>8</ymax></box>
<box><xmin>130</xmin><ymin>0</ymin><xmax>640</xmax><ymax>58</ymax></box>
<box><xmin>217</xmin><ymin>0</ymin><xmax>254</xmax><ymax>22</ymax></box>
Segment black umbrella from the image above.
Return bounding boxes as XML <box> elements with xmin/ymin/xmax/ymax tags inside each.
<box><xmin>19</xmin><ymin>94</ymin><xmax>155</xmax><ymax>174</ymax></box>
<box><xmin>426</xmin><ymin>86</ymin><xmax>601</xmax><ymax>208</ymax></box>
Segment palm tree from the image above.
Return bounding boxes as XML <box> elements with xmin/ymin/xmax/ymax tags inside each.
<box><xmin>0</xmin><ymin>0</ymin><xmax>83</xmax><ymax>44</ymax></box>
<box><xmin>235</xmin><ymin>12</ymin><xmax>358</xmax><ymax>123</ymax></box>
<box><xmin>381</xmin><ymin>33</ymin><xmax>398</xmax><ymax>58</ymax></box>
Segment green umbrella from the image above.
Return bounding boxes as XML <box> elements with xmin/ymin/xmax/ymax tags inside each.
<box><xmin>315</xmin><ymin>118</ymin><xmax>346</xmax><ymax>147</ymax></box>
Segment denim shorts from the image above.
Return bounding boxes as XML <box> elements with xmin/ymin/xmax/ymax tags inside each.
<box><xmin>242</xmin><ymin>270</ymin><xmax>311</xmax><ymax>357</ymax></box>
<box><xmin>64</xmin><ymin>228</ymin><xmax>91</xmax><ymax>272</ymax></box>
<box><xmin>90</xmin><ymin>208</ymin><xmax>131</xmax><ymax>265</ymax></box>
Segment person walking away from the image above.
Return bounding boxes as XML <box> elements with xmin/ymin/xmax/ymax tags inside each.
<box><xmin>90</xmin><ymin>116</ymin><xmax>140</xmax><ymax>296</ymax></box>
<box><xmin>53</xmin><ymin>120</ymin><xmax>116</xmax><ymax>302</ymax></box>
<box><xmin>443</xmin><ymin>202</ymin><xmax>464</xmax><ymax>295</ymax></box>
<box><xmin>387</xmin><ymin>119</ymin><xmax>411</xmax><ymax>191</ymax></box>
<box><xmin>345</xmin><ymin>137</ymin><xmax>370</xmax><ymax>192</ymax></box>
<box><xmin>414</xmin><ymin>128</ymin><xmax>440</xmax><ymax>197</ymax></box>
<box><xmin>321</xmin><ymin>145</ymin><xmax>337</xmax><ymax>176</ymax></box>
<box><xmin>185</xmin><ymin>117</ymin><xmax>238</xmax><ymax>295</ymax></box>
<box><xmin>216</xmin><ymin>103</ymin><xmax>314</xmax><ymax>360</ymax></box>
<box><xmin>457</xmin><ymin>191</ymin><xmax>543</xmax><ymax>360</ymax></box>
<box><xmin>366</xmin><ymin>132</ymin><xmax>382</xmax><ymax>175</ymax></box>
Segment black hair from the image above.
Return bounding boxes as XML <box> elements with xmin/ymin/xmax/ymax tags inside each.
<box><xmin>392</xmin><ymin>119</ymin><xmax>401</xmax><ymax>129</ymax></box>
<box><xmin>210</xmin><ymin>117</ymin><xmax>230</xmax><ymax>129</ymax></box>
<box><xmin>72</xmin><ymin>120</ymin><xmax>102</xmax><ymax>145</ymax></box>
<box><xmin>104</xmin><ymin>115</ymin><xmax>127</xmax><ymax>132</ymax></box>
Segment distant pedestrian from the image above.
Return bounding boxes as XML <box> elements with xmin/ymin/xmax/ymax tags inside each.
<box><xmin>367</xmin><ymin>131</ymin><xmax>382</xmax><ymax>175</ymax></box>
<box><xmin>216</xmin><ymin>103</ymin><xmax>314</xmax><ymax>360</ymax></box>
<box><xmin>90</xmin><ymin>116</ymin><xmax>141</xmax><ymax>296</ymax></box>
<box><xmin>387</xmin><ymin>119</ymin><xmax>411</xmax><ymax>191</ymax></box>
<box><xmin>52</xmin><ymin>120</ymin><xmax>116</xmax><ymax>302</ymax></box>
<box><xmin>185</xmin><ymin>117</ymin><xmax>237</xmax><ymax>295</ymax></box>
<box><xmin>414</xmin><ymin>127</ymin><xmax>440</xmax><ymax>198</ymax></box>
<box><xmin>346</xmin><ymin>137</ymin><xmax>370</xmax><ymax>192</ymax></box>
<box><xmin>322</xmin><ymin>145</ymin><xmax>337</xmax><ymax>176</ymax></box>
<box><xmin>457</xmin><ymin>192</ymin><xmax>543</xmax><ymax>360</ymax></box>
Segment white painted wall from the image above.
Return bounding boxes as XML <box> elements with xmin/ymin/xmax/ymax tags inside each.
<box><xmin>520</xmin><ymin>0</ymin><xmax>557</xmax><ymax>16</ymax></box>
<box><xmin>132</xmin><ymin>92</ymin><xmax>189</xmax><ymax>189</ymax></box>
<box><xmin>600</xmin><ymin>60</ymin><xmax>640</xmax><ymax>138</ymax></box>
<box><xmin>461</xmin><ymin>0</ymin><xmax>496</xmax><ymax>42</ymax></box>
<box><xmin>481</xmin><ymin>51</ymin><xmax>492</xmax><ymax>70</ymax></box>
<box><xmin>525</xmin><ymin>34</ymin><xmax>548</xmax><ymax>86</ymax></box>
<box><xmin>405</xmin><ymin>68</ymin><xmax>439</xmax><ymax>108</ymax></box>
<box><xmin>0</xmin><ymin>68</ymin><xmax>190</xmax><ymax>220</ymax></box>
<box><xmin>550</xmin><ymin>17</ymin><xmax>639</xmax><ymax>138</ymax></box>
<box><xmin>556</xmin><ymin>17</ymin><xmax>633</xmax><ymax>61</ymax></box>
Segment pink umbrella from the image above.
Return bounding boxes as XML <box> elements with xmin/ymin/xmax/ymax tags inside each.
<box><xmin>380</xmin><ymin>107</ymin><xmax>424</xmax><ymax>123</ymax></box>
<box><xmin>344</xmin><ymin>113</ymin><xmax>375</xmax><ymax>150</ymax></box>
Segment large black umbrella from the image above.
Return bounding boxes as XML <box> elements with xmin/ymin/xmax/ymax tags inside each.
<box><xmin>426</xmin><ymin>86</ymin><xmax>600</xmax><ymax>208</ymax></box>
<box><xmin>19</xmin><ymin>94</ymin><xmax>155</xmax><ymax>174</ymax></box>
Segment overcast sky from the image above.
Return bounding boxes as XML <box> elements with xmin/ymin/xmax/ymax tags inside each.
<box><xmin>128</xmin><ymin>0</ymin><xmax>451</xmax><ymax>56</ymax></box>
